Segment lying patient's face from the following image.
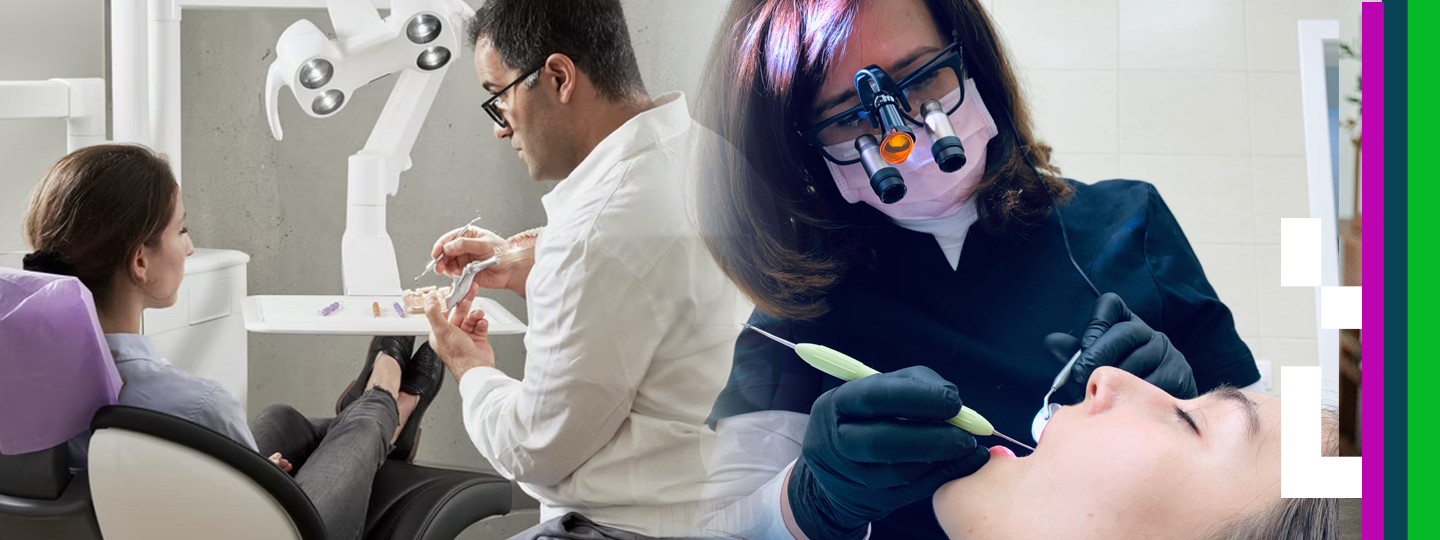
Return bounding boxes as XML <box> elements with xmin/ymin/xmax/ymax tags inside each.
<box><xmin>934</xmin><ymin>367</ymin><xmax>1281</xmax><ymax>540</ymax></box>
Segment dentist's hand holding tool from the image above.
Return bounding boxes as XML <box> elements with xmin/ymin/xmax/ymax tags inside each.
<box><xmin>1044</xmin><ymin>292</ymin><xmax>1198</xmax><ymax>400</ymax></box>
<box><xmin>429</xmin><ymin>226</ymin><xmax>531</xmax><ymax>297</ymax></box>
<box><xmin>422</xmin><ymin>281</ymin><xmax>495</xmax><ymax>382</ymax></box>
<box><xmin>788</xmin><ymin>366</ymin><xmax>990</xmax><ymax>540</ymax></box>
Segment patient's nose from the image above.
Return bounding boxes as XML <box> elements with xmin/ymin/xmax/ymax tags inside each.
<box><xmin>1087</xmin><ymin>367</ymin><xmax>1180</xmax><ymax>417</ymax></box>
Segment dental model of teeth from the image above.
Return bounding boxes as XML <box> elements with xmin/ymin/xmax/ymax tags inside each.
<box><xmin>400</xmin><ymin>285</ymin><xmax>452</xmax><ymax>314</ymax></box>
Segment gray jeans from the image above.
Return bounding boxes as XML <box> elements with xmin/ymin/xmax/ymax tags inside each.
<box><xmin>249</xmin><ymin>388</ymin><xmax>399</xmax><ymax>540</ymax></box>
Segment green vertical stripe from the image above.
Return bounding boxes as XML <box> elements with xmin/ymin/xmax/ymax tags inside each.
<box><xmin>1411</xmin><ymin>1</ymin><xmax>1435</xmax><ymax>535</ymax></box>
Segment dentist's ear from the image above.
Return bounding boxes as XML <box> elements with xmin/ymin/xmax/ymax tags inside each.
<box><xmin>543</xmin><ymin>53</ymin><xmax>578</xmax><ymax>105</ymax></box>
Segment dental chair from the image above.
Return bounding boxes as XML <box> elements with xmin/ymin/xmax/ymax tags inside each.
<box><xmin>0</xmin><ymin>268</ymin><xmax>514</xmax><ymax>539</ymax></box>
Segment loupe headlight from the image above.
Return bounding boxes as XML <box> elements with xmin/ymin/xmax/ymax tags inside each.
<box><xmin>856</xmin><ymin>134</ymin><xmax>906</xmax><ymax>204</ymax></box>
<box><xmin>872</xmin><ymin>93</ymin><xmax>914</xmax><ymax>164</ymax></box>
<box><xmin>854</xmin><ymin>67</ymin><xmax>914</xmax><ymax>201</ymax></box>
<box><xmin>921</xmin><ymin>99</ymin><xmax>966</xmax><ymax>172</ymax></box>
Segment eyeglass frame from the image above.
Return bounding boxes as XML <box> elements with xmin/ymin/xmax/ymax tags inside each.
<box><xmin>797</xmin><ymin>39</ymin><xmax>968</xmax><ymax>165</ymax></box>
<box><xmin>480</xmin><ymin>64</ymin><xmax>544</xmax><ymax>129</ymax></box>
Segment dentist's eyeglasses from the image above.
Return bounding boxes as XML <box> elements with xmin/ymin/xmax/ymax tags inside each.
<box><xmin>800</xmin><ymin>41</ymin><xmax>968</xmax><ymax>165</ymax></box>
<box><xmin>481</xmin><ymin>64</ymin><xmax>542</xmax><ymax>129</ymax></box>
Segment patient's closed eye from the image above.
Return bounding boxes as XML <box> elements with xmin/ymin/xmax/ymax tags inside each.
<box><xmin>1175</xmin><ymin>406</ymin><xmax>1200</xmax><ymax>436</ymax></box>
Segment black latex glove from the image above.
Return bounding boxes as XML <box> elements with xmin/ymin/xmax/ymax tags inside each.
<box><xmin>1044</xmin><ymin>292</ymin><xmax>1198</xmax><ymax>400</ymax></box>
<box><xmin>787</xmin><ymin>366</ymin><xmax>990</xmax><ymax>540</ymax></box>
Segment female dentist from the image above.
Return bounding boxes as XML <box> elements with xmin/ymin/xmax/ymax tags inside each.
<box><xmin>691</xmin><ymin>0</ymin><xmax>1264</xmax><ymax>539</ymax></box>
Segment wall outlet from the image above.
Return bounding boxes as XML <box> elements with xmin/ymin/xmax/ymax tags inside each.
<box><xmin>1256</xmin><ymin>360</ymin><xmax>1273</xmax><ymax>392</ymax></box>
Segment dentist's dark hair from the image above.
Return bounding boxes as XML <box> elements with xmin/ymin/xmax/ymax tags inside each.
<box><xmin>466</xmin><ymin>0</ymin><xmax>647</xmax><ymax>103</ymax></box>
<box><xmin>693</xmin><ymin>0</ymin><xmax>1067</xmax><ymax>320</ymax></box>
<box><xmin>23</xmin><ymin>144</ymin><xmax>178</xmax><ymax>308</ymax></box>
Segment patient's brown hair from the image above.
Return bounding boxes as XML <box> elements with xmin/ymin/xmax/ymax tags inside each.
<box><xmin>23</xmin><ymin>144</ymin><xmax>178</xmax><ymax>308</ymax></box>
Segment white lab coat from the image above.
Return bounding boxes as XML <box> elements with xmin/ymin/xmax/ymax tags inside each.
<box><xmin>457</xmin><ymin>92</ymin><xmax>744</xmax><ymax>537</ymax></box>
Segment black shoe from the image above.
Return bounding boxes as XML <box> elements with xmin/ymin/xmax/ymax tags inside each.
<box><xmin>336</xmin><ymin>336</ymin><xmax>415</xmax><ymax>415</ymax></box>
<box><xmin>390</xmin><ymin>341</ymin><xmax>445</xmax><ymax>462</ymax></box>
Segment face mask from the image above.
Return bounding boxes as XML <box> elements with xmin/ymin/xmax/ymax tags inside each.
<box><xmin>824</xmin><ymin>78</ymin><xmax>999</xmax><ymax>221</ymax></box>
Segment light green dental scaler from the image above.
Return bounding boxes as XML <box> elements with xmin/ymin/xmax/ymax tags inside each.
<box><xmin>743</xmin><ymin>323</ymin><xmax>1034</xmax><ymax>452</ymax></box>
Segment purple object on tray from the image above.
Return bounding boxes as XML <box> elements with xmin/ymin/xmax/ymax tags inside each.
<box><xmin>0</xmin><ymin>268</ymin><xmax>122</xmax><ymax>455</ymax></box>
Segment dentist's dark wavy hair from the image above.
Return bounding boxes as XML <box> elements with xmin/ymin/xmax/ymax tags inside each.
<box><xmin>693</xmin><ymin>0</ymin><xmax>1067</xmax><ymax>320</ymax></box>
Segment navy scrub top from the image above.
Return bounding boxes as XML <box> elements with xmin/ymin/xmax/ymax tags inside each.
<box><xmin>707</xmin><ymin>179</ymin><xmax>1261</xmax><ymax>539</ymax></box>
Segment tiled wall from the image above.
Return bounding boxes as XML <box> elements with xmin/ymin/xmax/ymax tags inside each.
<box><xmin>984</xmin><ymin>0</ymin><xmax>1338</xmax><ymax>395</ymax></box>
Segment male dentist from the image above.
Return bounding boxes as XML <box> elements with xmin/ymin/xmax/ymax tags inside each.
<box><xmin>420</xmin><ymin>1</ymin><xmax>740</xmax><ymax>539</ymax></box>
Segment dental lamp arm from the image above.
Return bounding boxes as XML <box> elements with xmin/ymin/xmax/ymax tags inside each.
<box><xmin>264</xmin><ymin>0</ymin><xmax>470</xmax><ymax>296</ymax></box>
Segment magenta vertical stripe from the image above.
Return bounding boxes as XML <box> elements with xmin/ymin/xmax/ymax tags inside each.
<box><xmin>1361</xmin><ymin>3</ymin><xmax>1384</xmax><ymax>538</ymax></box>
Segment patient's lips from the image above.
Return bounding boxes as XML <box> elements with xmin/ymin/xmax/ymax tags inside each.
<box><xmin>989</xmin><ymin>445</ymin><xmax>1017</xmax><ymax>459</ymax></box>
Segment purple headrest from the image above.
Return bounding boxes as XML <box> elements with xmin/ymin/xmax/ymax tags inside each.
<box><xmin>0</xmin><ymin>267</ymin><xmax>122</xmax><ymax>455</ymax></box>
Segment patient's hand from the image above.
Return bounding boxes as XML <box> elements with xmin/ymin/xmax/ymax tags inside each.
<box><xmin>422</xmin><ymin>284</ymin><xmax>497</xmax><ymax>381</ymax></box>
<box><xmin>267</xmin><ymin>452</ymin><xmax>293</xmax><ymax>473</ymax></box>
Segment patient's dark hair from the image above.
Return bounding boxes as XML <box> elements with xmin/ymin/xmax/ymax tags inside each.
<box><xmin>1207</xmin><ymin>409</ymin><xmax>1341</xmax><ymax>540</ymax></box>
<box><xmin>466</xmin><ymin>0</ymin><xmax>647</xmax><ymax>103</ymax></box>
<box><xmin>23</xmin><ymin>144</ymin><xmax>178</xmax><ymax>308</ymax></box>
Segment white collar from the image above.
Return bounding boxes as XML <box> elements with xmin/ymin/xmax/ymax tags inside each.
<box><xmin>889</xmin><ymin>197</ymin><xmax>980</xmax><ymax>238</ymax></box>
<box><xmin>889</xmin><ymin>198</ymin><xmax>980</xmax><ymax>270</ymax></box>
<box><xmin>542</xmin><ymin>92</ymin><xmax>690</xmax><ymax>214</ymax></box>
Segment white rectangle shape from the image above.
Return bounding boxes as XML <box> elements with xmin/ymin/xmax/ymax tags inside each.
<box><xmin>1279</xmin><ymin>366</ymin><xmax>1361</xmax><ymax>498</ymax></box>
<box><xmin>1280</xmin><ymin>218</ymin><xmax>1321</xmax><ymax>286</ymax></box>
<box><xmin>1319</xmin><ymin>286</ymin><xmax>1362</xmax><ymax>329</ymax></box>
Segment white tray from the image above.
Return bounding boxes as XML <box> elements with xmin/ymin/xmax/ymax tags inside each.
<box><xmin>243</xmin><ymin>295</ymin><xmax>526</xmax><ymax>336</ymax></box>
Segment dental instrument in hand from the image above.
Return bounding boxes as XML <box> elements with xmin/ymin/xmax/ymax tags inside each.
<box><xmin>1041</xmin><ymin>349</ymin><xmax>1083</xmax><ymax>420</ymax></box>
<box><xmin>443</xmin><ymin>244</ymin><xmax>537</xmax><ymax>309</ymax></box>
<box><xmin>743</xmin><ymin>323</ymin><xmax>1035</xmax><ymax>452</ymax></box>
<box><xmin>414</xmin><ymin>215</ymin><xmax>485</xmax><ymax>282</ymax></box>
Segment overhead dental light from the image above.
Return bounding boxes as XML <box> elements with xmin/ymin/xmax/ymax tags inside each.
<box><xmin>264</xmin><ymin>0</ymin><xmax>470</xmax><ymax>297</ymax></box>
